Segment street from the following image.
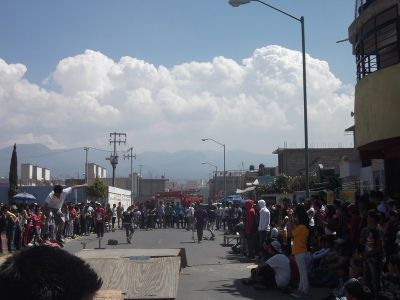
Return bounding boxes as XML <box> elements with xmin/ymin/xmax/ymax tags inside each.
<box><xmin>63</xmin><ymin>228</ymin><xmax>328</xmax><ymax>300</ymax></box>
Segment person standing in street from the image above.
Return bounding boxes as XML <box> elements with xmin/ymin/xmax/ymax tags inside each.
<box><xmin>186</xmin><ymin>203</ymin><xmax>195</xmax><ymax>231</ymax></box>
<box><xmin>291</xmin><ymin>204</ymin><xmax>310</xmax><ymax>298</ymax></box>
<box><xmin>116</xmin><ymin>202</ymin><xmax>124</xmax><ymax>229</ymax></box>
<box><xmin>94</xmin><ymin>203</ymin><xmax>105</xmax><ymax>238</ymax></box>
<box><xmin>122</xmin><ymin>206</ymin><xmax>135</xmax><ymax>244</ymax></box>
<box><xmin>258</xmin><ymin>199</ymin><xmax>270</xmax><ymax>252</ymax></box>
<box><xmin>245</xmin><ymin>199</ymin><xmax>257</xmax><ymax>259</ymax></box>
<box><xmin>194</xmin><ymin>203</ymin><xmax>208</xmax><ymax>243</ymax></box>
<box><xmin>45</xmin><ymin>183</ymin><xmax>87</xmax><ymax>243</ymax></box>
<box><xmin>111</xmin><ymin>203</ymin><xmax>117</xmax><ymax>231</ymax></box>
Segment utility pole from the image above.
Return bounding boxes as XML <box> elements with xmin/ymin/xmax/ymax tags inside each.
<box><xmin>124</xmin><ymin>148</ymin><xmax>136</xmax><ymax>205</ymax></box>
<box><xmin>137</xmin><ymin>164</ymin><xmax>144</xmax><ymax>198</ymax></box>
<box><xmin>83</xmin><ymin>147</ymin><xmax>89</xmax><ymax>184</ymax></box>
<box><xmin>138</xmin><ymin>164</ymin><xmax>144</xmax><ymax>177</ymax></box>
<box><xmin>106</xmin><ymin>132</ymin><xmax>126</xmax><ymax>187</ymax></box>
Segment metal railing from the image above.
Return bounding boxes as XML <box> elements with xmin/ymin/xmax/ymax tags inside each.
<box><xmin>354</xmin><ymin>5</ymin><xmax>400</xmax><ymax>80</ymax></box>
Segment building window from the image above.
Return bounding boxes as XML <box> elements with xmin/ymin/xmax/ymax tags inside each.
<box><xmin>355</xmin><ymin>5</ymin><xmax>400</xmax><ymax>80</ymax></box>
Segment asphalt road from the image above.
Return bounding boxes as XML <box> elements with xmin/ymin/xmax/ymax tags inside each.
<box><xmin>63</xmin><ymin>227</ymin><xmax>329</xmax><ymax>300</ymax></box>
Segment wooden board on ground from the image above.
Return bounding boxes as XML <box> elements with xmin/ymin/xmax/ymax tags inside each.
<box><xmin>86</xmin><ymin>256</ymin><xmax>180</xmax><ymax>299</ymax></box>
<box><xmin>76</xmin><ymin>249</ymin><xmax>184</xmax><ymax>299</ymax></box>
<box><xmin>95</xmin><ymin>290</ymin><xmax>124</xmax><ymax>300</ymax></box>
<box><xmin>1</xmin><ymin>233</ymin><xmax>8</xmax><ymax>254</ymax></box>
<box><xmin>77</xmin><ymin>248</ymin><xmax>187</xmax><ymax>267</ymax></box>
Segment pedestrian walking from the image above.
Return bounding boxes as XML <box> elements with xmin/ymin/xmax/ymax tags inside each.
<box><xmin>194</xmin><ymin>203</ymin><xmax>207</xmax><ymax>243</ymax></box>
<box><xmin>122</xmin><ymin>206</ymin><xmax>135</xmax><ymax>244</ymax></box>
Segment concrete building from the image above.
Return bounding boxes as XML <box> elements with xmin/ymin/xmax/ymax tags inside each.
<box><xmin>33</xmin><ymin>166</ymin><xmax>42</xmax><ymax>181</ymax></box>
<box><xmin>273</xmin><ymin>148</ymin><xmax>358</xmax><ymax>177</ymax></box>
<box><xmin>21</xmin><ymin>163</ymin><xmax>51</xmax><ymax>185</ymax></box>
<box><xmin>207</xmin><ymin>171</ymin><xmax>244</xmax><ymax>200</ymax></box>
<box><xmin>349</xmin><ymin>0</ymin><xmax>400</xmax><ymax>195</ymax></box>
<box><xmin>136</xmin><ymin>178</ymin><xmax>169</xmax><ymax>202</ymax></box>
<box><xmin>21</xmin><ymin>163</ymin><xmax>34</xmax><ymax>185</ymax></box>
<box><xmin>87</xmin><ymin>163</ymin><xmax>107</xmax><ymax>182</ymax></box>
<box><xmin>42</xmin><ymin>168</ymin><xmax>50</xmax><ymax>181</ymax></box>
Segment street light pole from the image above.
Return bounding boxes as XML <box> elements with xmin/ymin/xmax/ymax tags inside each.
<box><xmin>229</xmin><ymin>0</ymin><xmax>310</xmax><ymax>197</ymax></box>
<box><xmin>201</xmin><ymin>138</ymin><xmax>227</xmax><ymax>201</ymax></box>
<box><xmin>83</xmin><ymin>147</ymin><xmax>89</xmax><ymax>184</ymax></box>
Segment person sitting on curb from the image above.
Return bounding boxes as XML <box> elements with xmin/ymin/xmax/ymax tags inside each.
<box><xmin>0</xmin><ymin>245</ymin><xmax>102</xmax><ymax>300</ymax></box>
<box><xmin>242</xmin><ymin>240</ymin><xmax>291</xmax><ymax>290</ymax></box>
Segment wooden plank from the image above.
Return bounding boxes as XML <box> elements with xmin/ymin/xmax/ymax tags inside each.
<box><xmin>77</xmin><ymin>248</ymin><xmax>187</xmax><ymax>268</ymax></box>
<box><xmin>95</xmin><ymin>290</ymin><xmax>124</xmax><ymax>300</ymax></box>
<box><xmin>77</xmin><ymin>249</ymin><xmax>181</xmax><ymax>259</ymax></box>
<box><xmin>0</xmin><ymin>233</ymin><xmax>8</xmax><ymax>255</ymax></box>
<box><xmin>87</xmin><ymin>256</ymin><xmax>181</xmax><ymax>299</ymax></box>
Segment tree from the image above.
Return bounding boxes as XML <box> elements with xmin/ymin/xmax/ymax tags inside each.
<box><xmin>85</xmin><ymin>177</ymin><xmax>108</xmax><ymax>202</ymax></box>
<box><xmin>8</xmin><ymin>143</ymin><xmax>18</xmax><ymax>200</ymax></box>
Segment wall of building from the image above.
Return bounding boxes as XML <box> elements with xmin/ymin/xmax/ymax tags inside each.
<box><xmin>275</xmin><ymin>148</ymin><xmax>357</xmax><ymax>177</ymax></box>
<box><xmin>107</xmin><ymin>186</ymin><xmax>131</xmax><ymax>208</ymax></box>
<box><xmin>137</xmin><ymin>178</ymin><xmax>168</xmax><ymax>202</ymax></box>
<box><xmin>355</xmin><ymin>64</ymin><xmax>400</xmax><ymax>148</ymax></box>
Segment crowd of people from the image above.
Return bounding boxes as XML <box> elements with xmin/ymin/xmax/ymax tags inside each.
<box><xmin>1</xmin><ymin>184</ymin><xmax>400</xmax><ymax>299</ymax></box>
<box><xmin>234</xmin><ymin>192</ymin><xmax>400</xmax><ymax>299</ymax></box>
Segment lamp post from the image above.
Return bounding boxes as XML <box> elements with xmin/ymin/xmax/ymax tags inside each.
<box><xmin>201</xmin><ymin>138</ymin><xmax>227</xmax><ymax>201</ymax></box>
<box><xmin>202</xmin><ymin>161</ymin><xmax>218</xmax><ymax>200</ymax></box>
<box><xmin>229</xmin><ymin>0</ymin><xmax>310</xmax><ymax>197</ymax></box>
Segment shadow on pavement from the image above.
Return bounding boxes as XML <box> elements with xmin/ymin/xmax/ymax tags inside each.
<box><xmin>211</xmin><ymin>278</ymin><xmax>278</xmax><ymax>300</ymax></box>
<box><xmin>218</xmin><ymin>253</ymin><xmax>254</xmax><ymax>264</ymax></box>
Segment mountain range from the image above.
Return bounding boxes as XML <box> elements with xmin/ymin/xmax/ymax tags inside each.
<box><xmin>0</xmin><ymin>143</ymin><xmax>277</xmax><ymax>180</ymax></box>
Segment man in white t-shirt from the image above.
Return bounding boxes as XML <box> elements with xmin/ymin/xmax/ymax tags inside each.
<box><xmin>265</xmin><ymin>241</ymin><xmax>291</xmax><ymax>288</ymax></box>
<box><xmin>242</xmin><ymin>240</ymin><xmax>290</xmax><ymax>289</ymax></box>
<box><xmin>45</xmin><ymin>184</ymin><xmax>87</xmax><ymax>242</ymax></box>
<box><xmin>186</xmin><ymin>204</ymin><xmax>195</xmax><ymax>231</ymax></box>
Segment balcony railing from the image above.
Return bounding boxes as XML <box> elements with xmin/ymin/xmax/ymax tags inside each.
<box><xmin>354</xmin><ymin>4</ymin><xmax>400</xmax><ymax>80</ymax></box>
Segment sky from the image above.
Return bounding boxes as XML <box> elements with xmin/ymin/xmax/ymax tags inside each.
<box><xmin>0</xmin><ymin>0</ymin><xmax>357</xmax><ymax>155</ymax></box>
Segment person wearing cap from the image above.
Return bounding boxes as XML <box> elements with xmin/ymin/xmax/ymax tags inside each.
<box><xmin>242</xmin><ymin>240</ymin><xmax>290</xmax><ymax>289</ymax></box>
<box><xmin>264</xmin><ymin>240</ymin><xmax>291</xmax><ymax>288</ymax></box>
<box><xmin>45</xmin><ymin>183</ymin><xmax>88</xmax><ymax>243</ymax></box>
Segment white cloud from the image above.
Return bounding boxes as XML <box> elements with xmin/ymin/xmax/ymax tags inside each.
<box><xmin>0</xmin><ymin>45</ymin><xmax>354</xmax><ymax>153</ymax></box>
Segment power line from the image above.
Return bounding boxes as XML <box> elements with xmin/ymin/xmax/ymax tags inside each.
<box><xmin>14</xmin><ymin>148</ymin><xmax>81</xmax><ymax>160</ymax></box>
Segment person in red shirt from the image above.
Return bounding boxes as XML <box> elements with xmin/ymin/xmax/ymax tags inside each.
<box><xmin>245</xmin><ymin>199</ymin><xmax>257</xmax><ymax>259</ymax></box>
<box><xmin>31</xmin><ymin>207</ymin><xmax>43</xmax><ymax>245</ymax></box>
<box><xmin>94</xmin><ymin>203</ymin><xmax>105</xmax><ymax>238</ymax></box>
<box><xmin>69</xmin><ymin>206</ymin><xmax>77</xmax><ymax>238</ymax></box>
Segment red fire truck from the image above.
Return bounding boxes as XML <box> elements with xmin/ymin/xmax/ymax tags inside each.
<box><xmin>155</xmin><ymin>190</ymin><xmax>203</xmax><ymax>207</ymax></box>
